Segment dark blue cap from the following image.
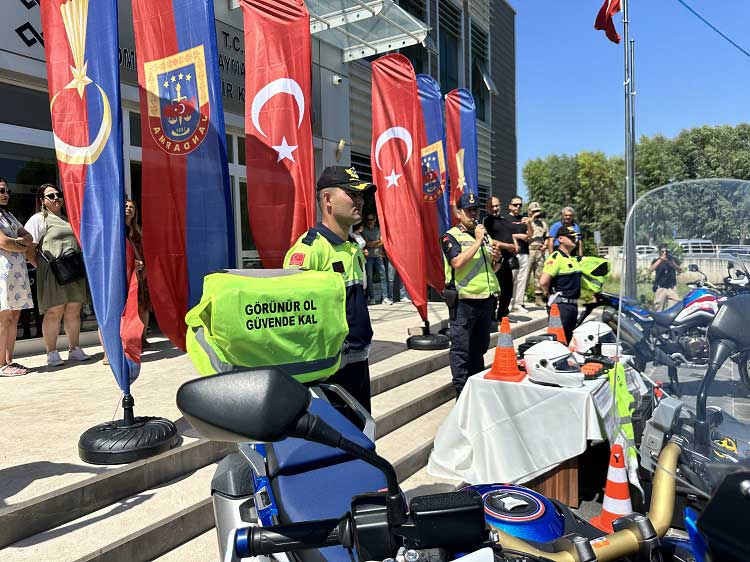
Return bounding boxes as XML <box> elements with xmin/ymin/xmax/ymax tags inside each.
<box><xmin>456</xmin><ymin>191</ymin><xmax>479</xmax><ymax>210</ymax></box>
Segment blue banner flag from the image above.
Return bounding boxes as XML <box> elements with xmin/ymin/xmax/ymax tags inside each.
<box><xmin>445</xmin><ymin>89</ymin><xmax>479</xmax><ymax>209</ymax></box>
<box><xmin>41</xmin><ymin>0</ymin><xmax>141</xmax><ymax>392</ymax></box>
<box><xmin>417</xmin><ymin>75</ymin><xmax>450</xmax><ymax>236</ymax></box>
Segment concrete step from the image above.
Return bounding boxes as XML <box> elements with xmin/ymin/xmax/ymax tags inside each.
<box><xmin>0</xmin><ymin>438</ymin><xmax>233</xmax><ymax>550</ymax></box>
<box><xmin>3</xmin><ymin>465</ymin><xmax>216</xmax><ymax>562</ymax></box>
<box><xmin>153</xmin><ymin>529</ymin><xmax>217</xmax><ymax>562</ymax></box>
<box><xmin>372</xmin><ymin>369</ymin><xmax>454</xmax><ymax>439</ymax></box>
<box><xmin>377</xmin><ymin>398</ymin><xmax>455</xmax><ymax>483</ymax></box>
<box><xmin>401</xmin><ymin>465</ymin><xmax>463</xmax><ymax>502</ymax></box>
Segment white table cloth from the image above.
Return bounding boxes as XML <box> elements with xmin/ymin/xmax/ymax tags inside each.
<box><xmin>427</xmin><ymin>372</ymin><xmax>606</xmax><ymax>485</ymax></box>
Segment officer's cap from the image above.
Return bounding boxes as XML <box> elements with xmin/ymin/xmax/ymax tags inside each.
<box><xmin>317</xmin><ymin>166</ymin><xmax>376</xmax><ymax>193</ymax></box>
<box><xmin>557</xmin><ymin>225</ymin><xmax>578</xmax><ymax>240</ymax></box>
<box><xmin>528</xmin><ymin>201</ymin><xmax>542</xmax><ymax>212</ymax></box>
<box><xmin>456</xmin><ymin>191</ymin><xmax>479</xmax><ymax>210</ymax></box>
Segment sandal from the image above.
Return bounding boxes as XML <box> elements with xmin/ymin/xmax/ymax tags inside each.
<box><xmin>102</xmin><ymin>356</ymin><xmax>109</xmax><ymax>366</ymax></box>
<box><xmin>0</xmin><ymin>363</ymin><xmax>28</xmax><ymax>377</ymax></box>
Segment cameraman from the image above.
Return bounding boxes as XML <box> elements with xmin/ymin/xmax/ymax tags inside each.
<box><xmin>526</xmin><ymin>202</ymin><xmax>549</xmax><ymax>307</ymax></box>
<box><xmin>650</xmin><ymin>244</ymin><xmax>682</xmax><ymax>311</ymax></box>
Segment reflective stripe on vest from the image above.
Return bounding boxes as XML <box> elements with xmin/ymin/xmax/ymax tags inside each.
<box><xmin>444</xmin><ymin>227</ymin><xmax>499</xmax><ymax>298</ymax></box>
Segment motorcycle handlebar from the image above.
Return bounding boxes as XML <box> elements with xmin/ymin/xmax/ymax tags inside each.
<box><xmin>235</xmin><ymin>442</ymin><xmax>683</xmax><ymax>562</ymax></box>
<box><xmin>235</xmin><ymin>517</ymin><xmax>347</xmax><ymax>558</ymax></box>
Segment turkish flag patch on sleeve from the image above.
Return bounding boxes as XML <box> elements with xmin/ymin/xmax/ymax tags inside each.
<box><xmin>289</xmin><ymin>253</ymin><xmax>305</xmax><ymax>266</ymax></box>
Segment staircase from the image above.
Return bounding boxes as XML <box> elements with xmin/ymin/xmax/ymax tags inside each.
<box><xmin>0</xmin><ymin>316</ymin><xmax>546</xmax><ymax>562</ymax></box>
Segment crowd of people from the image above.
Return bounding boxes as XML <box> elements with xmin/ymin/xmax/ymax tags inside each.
<box><xmin>0</xmin><ymin>180</ymin><xmax>150</xmax><ymax>376</ymax></box>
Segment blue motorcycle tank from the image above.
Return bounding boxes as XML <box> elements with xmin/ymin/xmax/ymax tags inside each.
<box><xmin>463</xmin><ymin>484</ymin><xmax>564</xmax><ymax>542</ymax></box>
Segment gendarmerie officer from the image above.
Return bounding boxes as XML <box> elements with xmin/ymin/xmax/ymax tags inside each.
<box><xmin>442</xmin><ymin>192</ymin><xmax>500</xmax><ymax>397</ymax></box>
<box><xmin>539</xmin><ymin>225</ymin><xmax>581</xmax><ymax>344</ymax></box>
<box><xmin>284</xmin><ymin>166</ymin><xmax>374</xmax><ymax>411</ymax></box>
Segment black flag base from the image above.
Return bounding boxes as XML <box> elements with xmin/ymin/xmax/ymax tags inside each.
<box><xmin>78</xmin><ymin>394</ymin><xmax>178</xmax><ymax>465</ymax></box>
<box><xmin>407</xmin><ymin>320</ymin><xmax>450</xmax><ymax>351</ymax></box>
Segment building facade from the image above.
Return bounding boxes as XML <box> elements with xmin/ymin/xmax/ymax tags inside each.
<box><xmin>0</xmin><ymin>0</ymin><xmax>515</xmax><ymax>339</ymax></box>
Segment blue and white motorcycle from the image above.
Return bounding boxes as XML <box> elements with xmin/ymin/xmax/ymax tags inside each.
<box><xmin>177</xmin><ymin>368</ymin><xmax>695</xmax><ymax>562</ymax></box>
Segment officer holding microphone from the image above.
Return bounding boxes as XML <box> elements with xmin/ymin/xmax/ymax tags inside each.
<box><xmin>441</xmin><ymin>192</ymin><xmax>500</xmax><ymax>397</ymax></box>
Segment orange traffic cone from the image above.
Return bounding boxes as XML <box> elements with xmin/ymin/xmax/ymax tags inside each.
<box><xmin>547</xmin><ymin>303</ymin><xmax>568</xmax><ymax>345</ymax></box>
<box><xmin>486</xmin><ymin>317</ymin><xmax>525</xmax><ymax>382</ymax></box>
<box><xmin>589</xmin><ymin>444</ymin><xmax>633</xmax><ymax>533</ymax></box>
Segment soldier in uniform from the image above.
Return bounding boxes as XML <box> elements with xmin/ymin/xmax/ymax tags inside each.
<box><xmin>526</xmin><ymin>201</ymin><xmax>549</xmax><ymax>307</ymax></box>
<box><xmin>539</xmin><ymin>225</ymin><xmax>581</xmax><ymax>344</ymax></box>
<box><xmin>284</xmin><ymin>166</ymin><xmax>375</xmax><ymax>411</ymax></box>
<box><xmin>442</xmin><ymin>192</ymin><xmax>500</xmax><ymax>397</ymax></box>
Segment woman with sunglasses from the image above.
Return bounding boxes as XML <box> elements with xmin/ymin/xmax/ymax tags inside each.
<box><xmin>25</xmin><ymin>184</ymin><xmax>90</xmax><ymax>367</ymax></box>
<box><xmin>0</xmin><ymin>179</ymin><xmax>34</xmax><ymax>376</ymax></box>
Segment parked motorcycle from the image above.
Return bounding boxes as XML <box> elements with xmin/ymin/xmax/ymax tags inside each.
<box><xmin>177</xmin><ymin>367</ymin><xmax>691</xmax><ymax>562</ymax></box>
<box><xmin>577</xmin><ymin>278</ymin><xmax>722</xmax><ymax>387</ymax></box>
<box><xmin>639</xmin><ymin>294</ymin><xmax>750</xmax><ymax>532</ymax></box>
<box><xmin>585</xmin><ymin>180</ymin><xmax>750</xmax><ymax>395</ymax></box>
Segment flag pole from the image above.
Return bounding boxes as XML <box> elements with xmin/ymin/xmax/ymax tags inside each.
<box><xmin>622</xmin><ymin>0</ymin><xmax>637</xmax><ymax>297</ymax></box>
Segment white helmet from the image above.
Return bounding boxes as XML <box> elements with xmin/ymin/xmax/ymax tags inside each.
<box><xmin>572</xmin><ymin>321</ymin><xmax>616</xmax><ymax>355</ymax></box>
<box><xmin>524</xmin><ymin>341</ymin><xmax>584</xmax><ymax>388</ymax></box>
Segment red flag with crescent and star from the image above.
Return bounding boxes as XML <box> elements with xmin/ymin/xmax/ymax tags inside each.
<box><xmin>241</xmin><ymin>0</ymin><xmax>316</xmax><ymax>268</ymax></box>
<box><xmin>371</xmin><ymin>54</ymin><xmax>443</xmax><ymax>320</ymax></box>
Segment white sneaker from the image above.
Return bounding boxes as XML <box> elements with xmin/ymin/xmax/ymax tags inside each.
<box><xmin>515</xmin><ymin>305</ymin><xmax>529</xmax><ymax>314</ymax></box>
<box><xmin>68</xmin><ymin>346</ymin><xmax>90</xmax><ymax>362</ymax></box>
<box><xmin>401</xmin><ymin>298</ymin><xmax>412</xmax><ymax>304</ymax></box>
<box><xmin>382</xmin><ymin>298</ymin><xmax>393</xmax><ymax>305</ymax></box>
<box><xmin>47</xmin><ymin>350</ymin><xmax>64</xmax><ymax>367</ymax></box>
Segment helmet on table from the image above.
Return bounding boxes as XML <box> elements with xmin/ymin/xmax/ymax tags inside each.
<box><xmin>572</xmin><ymin>321</ymin><xmax>616</xmax><ymax>355</ymax></box>
<box><xmin>524</xmin><ymin>341</ymin><xmax>584</xmax><ymax>388</ymax></box>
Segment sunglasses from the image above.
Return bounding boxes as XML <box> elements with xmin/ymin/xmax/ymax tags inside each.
<box><xmin>509</xmin><ymin>203</ymin><xmax>522</xmax><ymax>207</ymax></box>
<box><xmin>0</xmin><ymin>188</ymin><xmax>10</xmax><ymax>195</ymax></box>
<box><xmin>45</xmin><ymin>193</ymin><xmax>63</xmax><ymax>201</ymax></box>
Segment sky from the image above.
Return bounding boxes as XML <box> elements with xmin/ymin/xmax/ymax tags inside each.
<box><xmin>513</xmin><ymin>0</ymin><xmax>750</xmax><ymax>197</ymax></box>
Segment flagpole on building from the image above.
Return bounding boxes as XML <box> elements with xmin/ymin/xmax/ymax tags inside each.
<box><xmin>622</xmin><ymin>0</ymin><xmax>637</xmax><ymax>297</ymax></box>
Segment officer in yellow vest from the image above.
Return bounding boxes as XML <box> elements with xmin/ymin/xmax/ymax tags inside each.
<box><xmin>442</xmin><ymin>192</ymin><xmax>500</xmax><ymax>396</ymax></box>
<box><xmin>284</xmin><ymin>166</ymin><xmax>375</xmax><ymax>412</ymax></box>
<box><xmin>540</xmin><ymin>225</ymin><xmax>582</xmax><ymax>344</ymax></box>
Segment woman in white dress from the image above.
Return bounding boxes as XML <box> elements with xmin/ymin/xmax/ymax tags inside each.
<box><xmin>0</xmin><ymin>178</ymin><xmax>34</xmax><ymax>376</ymax></box>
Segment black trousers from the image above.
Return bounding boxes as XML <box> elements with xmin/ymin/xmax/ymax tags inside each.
<box><xmin>326</xmin><ymin>359</ymin><xmax>371</xmax><ymax>413</ymax></box>
<box><xmin>547</xmin><ymin>302</ymin><xmax>578</xmax><ymax>344</ymax></box>
<box><xmin>495</xmin><ymin>266</ymin><xmax>514</xmax><ymax>319</ymax></box>
<box><xmin>449</xmin><ymin>298</ymin><xmax>493</xmax><ymax>396</ymax></box>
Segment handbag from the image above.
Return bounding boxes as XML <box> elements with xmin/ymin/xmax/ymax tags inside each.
<box><xmin>38</xmin><ymin>248</ymin><xmax>86</xmax><ymax>286</ymax></box>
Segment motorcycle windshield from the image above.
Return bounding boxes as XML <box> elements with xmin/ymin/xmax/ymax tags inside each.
<box><xmin>618</xmin><ymin>178</ymin><xmax>750</xmax><ymax>414</ymax></box>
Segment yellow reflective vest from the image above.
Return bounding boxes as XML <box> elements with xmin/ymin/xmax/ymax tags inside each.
<box><xmin>185</xmin><ymin>269</ymin><xmax>348</xmax><ymax>382</ymax></box>
<box><xmin>443</xmin><ymin>226</ymin><xmax>500</xmax><ymax>299</ymax></box>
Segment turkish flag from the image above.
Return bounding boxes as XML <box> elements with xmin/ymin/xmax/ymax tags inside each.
<box><xmin>372</xmin><ymin>54</ymin><xmax>442</xmax><ymax>320</ymax></box>
<box><xmin>594</xmin><ymin>0</ymin><xmax>622</xmax><ymax>44</ymax></box>
<box><xmin>242</xmin><ymin>0</ymin><xmax>316</xmax><ymax>268</ymax></box>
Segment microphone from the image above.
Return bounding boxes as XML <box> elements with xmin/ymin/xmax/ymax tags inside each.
<box><xmin>474</xmin><ymin>220</ymin><xmax>492</xmax><ymax>246</ymax></box>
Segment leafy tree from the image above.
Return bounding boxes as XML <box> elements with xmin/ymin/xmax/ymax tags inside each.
<box><xmin>523</xmin><ymin>123</ymin><xmax>750</xmax><ymax>247</ymax></box>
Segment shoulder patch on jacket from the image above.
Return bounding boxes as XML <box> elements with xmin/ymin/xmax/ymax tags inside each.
<box><xmin>301</xmin><ymin>228</ymin><xmax>318</xmax><ymax>246</ymax></box>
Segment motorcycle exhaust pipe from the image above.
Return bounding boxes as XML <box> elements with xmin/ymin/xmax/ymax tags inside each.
<box><xmin>491</xmin><ymin>441</ymin><xmax>682</xmax><ymax>562</ymax></box>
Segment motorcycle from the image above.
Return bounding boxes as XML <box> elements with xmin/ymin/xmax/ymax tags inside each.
<box><xmin>577</xmin><ymin>277</ymin><xmax>722</xmax><ymax>391</ymax></box>
<box><xmin>579</xmin><ymin>224</ymin><xmax>750</xmax><ymax>395</ymax></box>
<box><xmin>640</xmin><ymin>293</ymin><xmax>750</xmax><ymax>524</ymax></box>
<box><xmin>177</xmin><ymin>366</ymin><xmax>693</xmax><ymax>562</ymax></box>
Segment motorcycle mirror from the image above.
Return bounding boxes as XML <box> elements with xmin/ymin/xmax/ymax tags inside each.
<box><xmin>728</xmin><ymin>261</ymin><xmax>735</xmax><ymax>269</ymax></box>
<box><xmin>688</xmin><ymin>264</ymin><xmax>699</xmax><ymax>272</ymax></box>
<box><xmin>176</xmin><ymin>368</ymin><xmax>311</xmax><ymax>443</ymax></box>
